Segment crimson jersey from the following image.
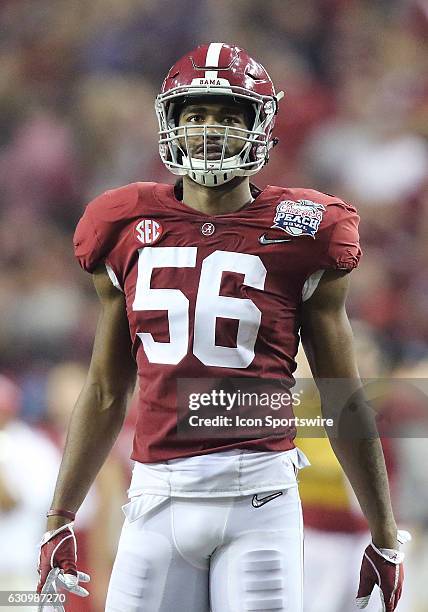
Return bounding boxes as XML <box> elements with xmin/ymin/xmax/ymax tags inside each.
<box><xmin>73</xmin><ymin>182</ymin><xmax>361</xmax><ymax>462</ymax></box>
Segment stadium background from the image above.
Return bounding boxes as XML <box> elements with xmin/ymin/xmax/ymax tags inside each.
<box><xmin>0</xmin><ymin>0</ymin><xmax>427</xmax><ymax>610</ymax></box>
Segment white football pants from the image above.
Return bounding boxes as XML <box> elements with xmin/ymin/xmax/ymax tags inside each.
<box><xmin>105</xmin><ymin>486</ymin><xmax>304</xmax><ymax>611</ymax></box>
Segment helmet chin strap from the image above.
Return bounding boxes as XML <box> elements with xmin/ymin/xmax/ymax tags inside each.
<box><xmin>188</xmin><ymin>170</ymin><xmax>235</xmax><ymax>187</ymax></box>
<box><xmin>183</xmin><ymin>153</ymin><xmax>243</xmax><ymax>187</ymax></box>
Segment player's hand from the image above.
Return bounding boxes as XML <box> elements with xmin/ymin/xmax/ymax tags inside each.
<box><xmin>356</xmin><ymin>530</ymin><xmax>411</xmax><ymax>611</ymax></box>
<box><xmin>37</xmin><ymin>523</ymin><xmax>90</xmax><ymax>603</ymax></box>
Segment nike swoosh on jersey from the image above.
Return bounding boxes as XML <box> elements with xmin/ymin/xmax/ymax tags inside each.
<box><xmin>259</xmin><ymin>234</ymin><xmax>292</xmax><ymax>245</ymax></box>
<box><xmin>252</xmin><ymin>491</ymin><xmax>283</xmax><ymax>507</ymax></box>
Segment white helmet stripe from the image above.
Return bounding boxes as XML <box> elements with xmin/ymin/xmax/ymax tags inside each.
<box><xmin>204</xmin><ymin>42</ymin><xmax>223</xmax><ymax>80</ymax></box>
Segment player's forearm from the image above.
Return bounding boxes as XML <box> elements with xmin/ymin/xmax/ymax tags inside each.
<box><xmin>319</xmin><ymin>383</ymin><xmax>398</xmax><ymax>549</ymax></box>
<box><xmin>46</xmin><ymin>381</ymin><xmax>128</xmax><ymax>530</ymax></box>
<box><xmin>320</xmin><ymin>383</ymin><xmax>398</xmax><ymax>548</ymax></box>
<box><xmin>329</xmin><ymin>435</ymin><xmax>397</xmax><ymax>548</ymax></box>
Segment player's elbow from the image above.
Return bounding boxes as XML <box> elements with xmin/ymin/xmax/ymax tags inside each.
<box><xmin>84</xmin><ymin>375</ymin><xmax>133</xmax><ymax>416</ymax></box>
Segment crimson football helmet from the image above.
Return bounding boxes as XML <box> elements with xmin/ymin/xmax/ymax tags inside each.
<box><xmin>155</xmin><ymin>43</ymin><xmax>284</xmax><ymax>187</ymax></box>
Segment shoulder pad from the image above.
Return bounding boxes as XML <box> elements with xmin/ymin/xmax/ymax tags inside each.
<box><xmin>73</xmin><ymin>182</ymin><xmax>154</xmax><ymax>273</ymax></box>
<box><xmin>277</xmin><ymin>187</ymin><xmax>362</xmax><ymax>271</ymax></box>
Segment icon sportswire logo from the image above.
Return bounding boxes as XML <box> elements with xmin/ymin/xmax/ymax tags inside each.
<box><xmin>259</xmin><ymin>234</ymin><xmax>292</xmax><ymax>245</ymax></box>
<box><xmin>252</xmin><ymin>491</ymin><xmax>283</xmax><ymax>507</ymax></box>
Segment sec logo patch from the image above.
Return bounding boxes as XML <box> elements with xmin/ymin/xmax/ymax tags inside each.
<box><xmin>135</xmin><ymin>219</ymin><xmax>163</xmax><ymax>245</ymax></box>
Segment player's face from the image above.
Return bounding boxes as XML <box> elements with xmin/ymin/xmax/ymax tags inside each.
<box><xmin>178</xmin><ymin>100</ymin><xmax>250</xmax><ymax>160</ymax></box>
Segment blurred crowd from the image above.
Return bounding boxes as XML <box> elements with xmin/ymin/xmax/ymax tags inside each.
<box><xmin>0</xmin><ymin>0</ymin><xmax>427</xmax><ymax>610</ymax></box>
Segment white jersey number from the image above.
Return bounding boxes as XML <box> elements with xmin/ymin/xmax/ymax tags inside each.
<box><xmin>132</xmin><ymin>247</ymin><xmax>267</xmax><ymax>367</ymax></box>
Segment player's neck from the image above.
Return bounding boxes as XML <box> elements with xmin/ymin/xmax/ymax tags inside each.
<box><xmin>181</xmin><ymin>176</ymin><xmax>253</xmax><ymax>215</ymax></box>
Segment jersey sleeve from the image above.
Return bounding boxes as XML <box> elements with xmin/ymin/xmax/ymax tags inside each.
<box><xmin>73</xmin><ymin>183</ymin><xmax>140</xmax><ymax>273</ymax></box>
<box><xmin>73</xmin><ymin>193</ymin><xmax>106</xmax><ymax>273</ymax></box>
<box><xmin>320</xmin><ymin>201</ymin><xmax>362</xmax><ymax>271</ymax></box>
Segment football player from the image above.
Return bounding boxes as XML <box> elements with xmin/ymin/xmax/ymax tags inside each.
<box><xmin>37</xmin><ymin>43</ymin><xmax>408</xmax><ymax>611</ymax></box>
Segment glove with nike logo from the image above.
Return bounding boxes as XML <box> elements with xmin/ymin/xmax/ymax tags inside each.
<box><xmin>356</xmin><ymin>529</ymin><xmax>411</xmax><ymax>612</ymax></box>
<box><xmin>37</xmin><ymin>522</ymin><xmax>90</xmax><ymax>607</ymax></box>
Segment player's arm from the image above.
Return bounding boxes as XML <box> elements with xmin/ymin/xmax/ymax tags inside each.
<box><xmin>37</xmin><ymin>265</ymin><xmax>136</xmax><ymax>600</ymax></box>
<box><xmin>47</xmin><ymin>265</ymin><xmax>137</xmax><ymax>531</ymax></box>
<box><xmin>300</xmin><ymin>269</ymin><xmax>398</xmax><ymax>549</ymax></box>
